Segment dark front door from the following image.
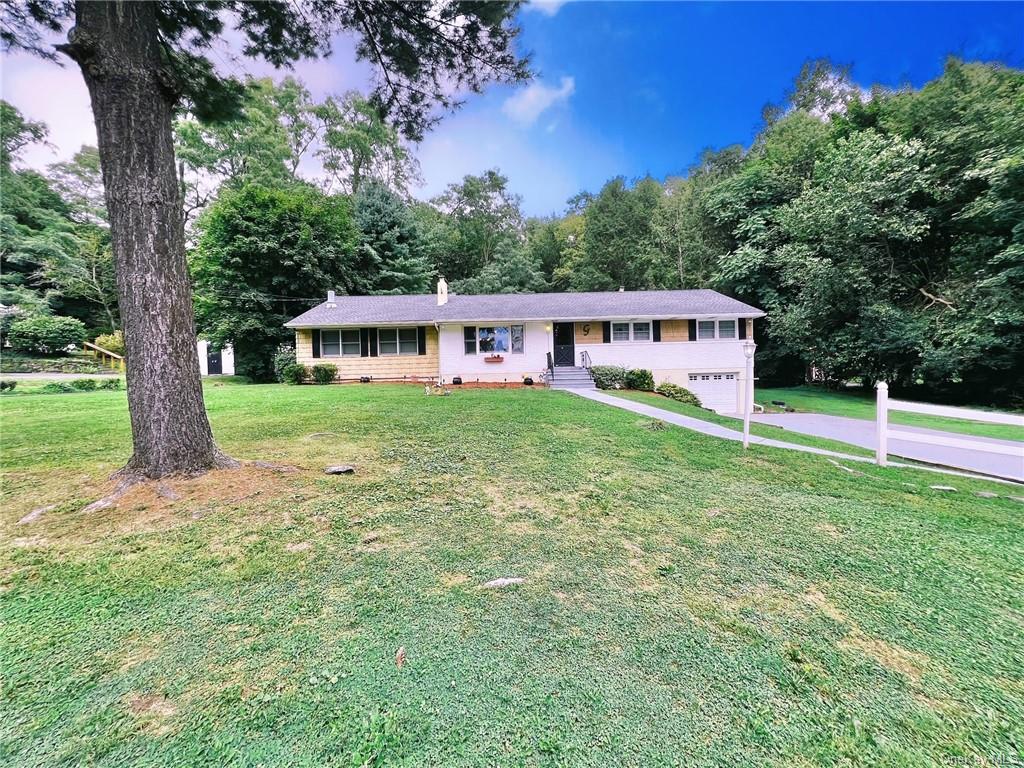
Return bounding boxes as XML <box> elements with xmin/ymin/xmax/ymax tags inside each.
<box><xmin>207</xmin><ymin>346</ymin><xmax>223</xmax><ymax>375</ymax></box>
<box><xmin>553</xmin><ymin>322</ymin><xmax>575</xmax><ymax>366</ymax></box>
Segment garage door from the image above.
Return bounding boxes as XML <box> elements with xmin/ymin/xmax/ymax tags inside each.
<box><xmin>687</xmin><ymin>372</ymin><xmax>740</xmax><ymax>413</ymax></box>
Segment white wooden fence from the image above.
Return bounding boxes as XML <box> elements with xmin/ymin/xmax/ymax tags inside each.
<box><xmin>875</xmin><ymin>382</ymin><xmax>1024</xmax><ymax>467</ymax></box>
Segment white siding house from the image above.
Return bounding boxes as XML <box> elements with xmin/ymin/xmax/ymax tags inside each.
<box><xmin>285</xmin><ymin>282</ymin><xmax>765</xmax><ymax>414</ymax></box>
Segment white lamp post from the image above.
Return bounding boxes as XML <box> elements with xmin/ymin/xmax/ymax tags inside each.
<box><xmin>742</xmin><ymin>340</ymin><xmax>757</xmax><ymax>449</ymax></box>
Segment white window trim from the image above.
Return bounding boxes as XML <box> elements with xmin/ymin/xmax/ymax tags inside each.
<box><xmin>607</xmin><ymin>321</ymin><xmax>655</xmax><ymax>343</ymax></box>
<box><xmin>466</xmin><ymin>325</ymin><xmax>525</xmax><ymax>355</ymax></box>
<box><xmin>378</xmin><ymin>326</ymin><xmax>420</xmax><ymax>356</ymax></box>
<box><xmin>321</xmin><ymin>329</ymin><xmax>361</xmax><ymax>358</ymax></box>
<box><xmin>696</xmin><ymin>319</ymin><xmax>739</xmax><ymax>341</ymax></box>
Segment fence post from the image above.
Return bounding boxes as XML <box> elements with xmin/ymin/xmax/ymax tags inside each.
<box><xmin>875</xmin><ymin>381</ymin><xmax>888</xmax><ymax>466</ymax></box>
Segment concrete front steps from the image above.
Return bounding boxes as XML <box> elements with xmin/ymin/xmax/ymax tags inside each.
<box><xmin>550</xmin><ymin>366</ymin><xmax>596</xmax><ymax>390</ymax></box>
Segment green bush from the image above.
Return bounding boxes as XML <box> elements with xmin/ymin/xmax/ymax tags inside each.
<box><xmin>590</xmin><ymin>365</ymin><xmax>628</xmax><ymax>390</ymax></box>
<box><xmin>654</xmin><ymin>382</ymin><xmax>703</xmax><ymax>407</ymax></box>
<box><xmin>97</xmin><ymin>379</ymin><xmax>122</xmax><ymax>390</ymax></box>
<box><xmin>310</xmin><ymin>363</ymin><xmax>337</xmax><ymax>385</ymax></box>
<box><xmin>0</xmin><ymin>380</ymin><xmax>16</xmax><ymax>392</ymax></box>
<box><xmin>626</xmin><ymin>368</ymin><xmax>654</xmax><ymax>391</ymax></box>
<box><xmin>40</xmin><ymin>382</ymin><xmax>75</xmax><ymax>394</ymax></box>
<box><xmin>94</xmin><ymin>330</ymin><xmax>125</xmax><ymax>355</ymax></box>
<box><xmin>273</xmin><ymin>346</ymin><xmax>298</xmax><ymax>382</ymax></box>
<box><xmin>70</xmin><ymin>378</ymin><xmax>97</xmax><ymax>391</ymax></box>
<box><xmin>8</xmin><ymin>315</ymin><xmax>86</xmax><ymax>355</ymax></box>
<box><xmin>281</xmin><ymin>363</ymin><xmax>308</xmax><ymax>385</ymax></box>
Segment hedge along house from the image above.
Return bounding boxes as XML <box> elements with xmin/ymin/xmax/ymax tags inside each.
<box><xmin>284</xmin><ymin>280</ymin><xmax>765</xmax><ymax>412</ymax></box>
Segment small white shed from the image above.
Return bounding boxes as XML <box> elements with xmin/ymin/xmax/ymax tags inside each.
<box><xmin>197</xmin><ymin>339</ymin><xmax>235</xmax><ymax>376</ymax></box>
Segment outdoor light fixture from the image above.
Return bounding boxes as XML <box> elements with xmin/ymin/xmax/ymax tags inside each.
<box><xmin>742</xmin><ymin>340</ymin><xmax>757</xmax><ymax>449</ymax></box>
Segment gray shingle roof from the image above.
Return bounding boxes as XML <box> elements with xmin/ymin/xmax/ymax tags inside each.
<box><xmin>284</xmin><ymin>289</ymin><xmax>764</xmax><ymax>327</ymax></box>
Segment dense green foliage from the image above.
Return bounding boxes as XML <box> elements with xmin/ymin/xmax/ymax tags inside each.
<box><xmin>654</xmin><ymin>382</ymin><xmax>703</xmax><ymax>407</ymax></box>
<box><xmin>589</xmin><ymin>365</ymin><xmax>629</xmax><ymax>390</ymax></box>
<box><xmin>6</xmin><ymin>314</ymin><xmax>85</xmax><ymax>354</ymax></box>
<box><xmin>0</xmin><ymin>103</ymin><xmax>117</xmax><ymax>333</ymax></box>
<box><xmin>191</xmin><ymin>185</ymin><xmax>361</xmax><ymax>382</ymax></box>
<box><xmin>309</xmin><ymin>363</ymin><xmax>337</xmax><ymax>384</ymax></box>
<box><xmin>1</xmin><ymin>384</ymin><xmax>1020</xmax><ymax>765</ymax></box>
<box><xmin>625</xmin><ymin>368</ymin><xmax>655</xmax><ymax>391</ymax></box>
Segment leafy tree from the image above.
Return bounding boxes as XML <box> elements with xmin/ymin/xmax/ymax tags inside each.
<box><xmin>47</xmin><ymin>145</ymin><xmax>106</xmax><ymax>225</ymax></box>
<box><xmin>452</xmin><ymin>239</ymin><xmax>548</xmax><ymax>294</ymax></box>
<box><xmin>191</xmin><ymin>184</ymin><xmax>362</xmax><ymax>382</ymax></box>
<box><xmin>316</xmin><ymin>92</ymin><xmax>421</xmax><ymax>195</ymax></box>
<box><xmin>353</xmin><ymin>182</ymin><xmax>434</xmax><ymax>295</ymax></box>
<box><xmin>573</xmin><ymin>176</ymin><xmax>663</xmax><ymax>291</ymax></box>
<box><xmin>433</xmin><ymin>169</ymin><xmax>524</xmax><ymax>280</ymax></box>
<box><xmin>3</xmin><ymin>0</ymin><xmax>529</xmax><ymax>478</ymax></box>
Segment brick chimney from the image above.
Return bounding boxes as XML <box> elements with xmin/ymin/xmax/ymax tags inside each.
<box><xmin>437</xmin><ymin>278</ymin><xmax>448</xmax><ymax>306</ymax></box>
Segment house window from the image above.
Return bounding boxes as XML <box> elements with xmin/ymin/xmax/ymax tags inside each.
<box><xmin>697</xmin><ymin>321</ymin><xmax>716</xmax><ymax>340</ymax></box>
<box><xmin>379</xmin><ymin>327</ymin><xmax>419</xmax><ymax>356</ymax></box>
<box><xmin>341</xmin><ymin>330</ymin><xmax>361</xmax><ymax>356</ymax></box>
<box><xmin>464</xmin><ymin>326</ymin><xmax>477</xmax><ymax>354</ymax></box>
<box><xmin>321</xmin><ymin>330</ymin><xmax>341</xmax><ymax>357</ymax></box>
<box><xmin>478</xmin><ymin>327</ymin><xmax>509</xmax><ymax>353</ymax></box>
<box><xmin>510</xmin><ymin>325</ymin><xmax>524</xmax><ymax>354</ymax></box>
<box><xmin>612</xmin><ymin>322</ymin><xmax>630</xmax><ymax>342</ymax></box>
<box><xmin>718</xmin><ymin>320</ymin><xmax>736</xmax><ymax>339</ymax></box>
<box><xmin>633</xmin><ymin>322</ymin><xmax>650</xmax><ymax>341</ymax></box>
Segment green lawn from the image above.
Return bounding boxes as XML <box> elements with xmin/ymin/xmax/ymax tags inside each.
<box><xmin>756</xmin><ymin>385</ymin><xmax>1024</xmax><ymax>442</ymax></box>
<box><xmin>2</xmin><ymin>384</ymin><xmax>1022</xmax><ymax>766</ymax></box>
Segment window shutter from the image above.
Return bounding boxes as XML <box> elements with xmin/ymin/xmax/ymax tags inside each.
<box><xmin>738</xmin><ymin>319</ymin><xmax>747</xmax><ymax>340</ymax></box>
<box><xmin>652</xmin><ymin>320</ymin><xmax>661</xmax><ymax>342</ymax></box>
<box><xmin>311</xmin><ymin>329</ymin><xmax>321</xmax><ymax>358</ymax></box>
<box><xmin>417</xmin><ymin>326</ymin><xmax>427</xmax><ymax>355</ymax></box>
<box><xmin>602</xmin><ymin>321</ymin><xmax>611</xmax><ymax>343</ymax></box>
<box><xmin>359</xmin><ymin>328</ymin><xmax>370</xmax><ymax>357</ymax></box>
<box><xmin>368</xmin><ymin>328</ymin><xmax>379</xmax><ymax>357</ymax></box>
<box><xmin>687</xmin><ymin>320</ymin><xmax>697</xmax><ymax>341</ymax></box>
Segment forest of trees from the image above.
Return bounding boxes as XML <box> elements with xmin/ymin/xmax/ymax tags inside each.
<box><xmin>3</xmin><ymin>59</ymin><xmax>1021</xmax><ymax>404</ymax></box>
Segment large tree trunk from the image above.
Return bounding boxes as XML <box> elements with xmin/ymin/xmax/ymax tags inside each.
<box><xmin>60</xmin><ymin>1</ymin><xmax>234</xmax><ymax>479</ymax></box>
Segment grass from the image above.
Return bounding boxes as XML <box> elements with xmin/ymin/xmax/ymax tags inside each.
<box><xmin>2</xmin><ymin>383</ymin><xmax>1022</xmax><ymax>766</ymax></box>
<box><xmin>608</xmin><ymin>389</ymin><xmax>876</xmax><ymax>458</ymax></box>
<box><xmin>756</xmin><ymin>385</ymin><xmax>1023</xmax><ymax>442</ymax></box>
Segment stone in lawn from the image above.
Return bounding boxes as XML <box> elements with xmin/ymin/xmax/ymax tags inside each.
<box><xmin>929</xmin><ymin>485</ymin><xmax>957</xmax><ymax>492</ymax></box>
<box><xmin>324</xmin><ymin>465</ymin><xmax>355</xmax><ymax>475</ymax></box>
<box><xmin>483</xmin><ymin>577</ymin><xmax>525</xmax><ymax>589</ymax></box>
<box><xmin>18</xmin><ymin>504</ymin><xmax>56</xmax><ymax>525</ymax></box>
<box><xmin>975</xmin><ymin>491</ymin><xmax>998</xmax><ymax>499</ymax></box>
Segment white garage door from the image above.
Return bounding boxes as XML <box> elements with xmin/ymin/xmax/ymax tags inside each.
<box><xmin>687</xmin><ymin>372</ymin><xmax>740</xmax><ymax>413</ymax></box>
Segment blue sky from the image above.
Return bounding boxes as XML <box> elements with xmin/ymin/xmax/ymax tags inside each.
<box><xmin>3</xmin><ymin>1</ymin><xmax>1021</xmax><ymax>216</ymax></box>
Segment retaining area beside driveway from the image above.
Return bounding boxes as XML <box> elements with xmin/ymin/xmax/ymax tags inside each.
<box><xmin>572</xmin><ymin>389</ymin><xmax>1023</xmax><ymax>486</ymax></box>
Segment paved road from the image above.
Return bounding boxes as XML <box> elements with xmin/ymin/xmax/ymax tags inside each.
<box><xmin>571</xmin><ymin>389</ymin><xmax>1022</xmax><ymax>486</ymax></box>
<box><xmin>751</xmin><ymin>412</ymin><xmax>1023</xmax><ymax>482</ymax></box>
<box><xmin>1</xmin><ymin>371</ymin><xmax>121</xmax><ymax>380</ymax></box>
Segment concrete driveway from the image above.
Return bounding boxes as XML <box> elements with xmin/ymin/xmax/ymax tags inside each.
<box><xmin>750</xmin><ymin>412</ymin><xmax>1024</xmax><ymax>482</ymax></box>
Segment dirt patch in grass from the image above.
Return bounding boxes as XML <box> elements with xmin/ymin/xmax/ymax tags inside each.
<box><xmin>840</xmin><ymin>630</ymin><xmax>929</xmax><ymax>684</ymax></box>
<box><xmin>127</xmin><ymin>693</ymin><xmax>178</xmax><ymax>736</ymax></box>
<box><xmin>805</xmin><ymin>585</ymin><xmax>928</xmax><ymax>683</ymax></box>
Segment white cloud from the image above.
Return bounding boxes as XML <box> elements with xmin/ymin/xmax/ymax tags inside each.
<box><xmin>525</xmin><ymin>1</ymin><xmax>569</xmax><ymax>17</ymax></box>
<box><xmin>501</xmin><ymin>76</ymin><xmax>575</xmax><ymax>127</ymax></box>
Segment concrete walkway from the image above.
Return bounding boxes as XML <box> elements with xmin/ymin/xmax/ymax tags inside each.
<box><xmin>572</xmin><ymin>389</ymin><xmax>1022</xmax><ymax>486</ymax></box>
<box><xmin>751</xmin><ymin>412</ymin><xmax>1023</xmax><ymax>482</ymax></box>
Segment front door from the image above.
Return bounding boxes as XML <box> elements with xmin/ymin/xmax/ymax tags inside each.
<box><xmin>553</xmin><ymin>322</ymin><xmax>575</xmax><ymax>366</ymax></box>
<box><xmin>207</xmin><ymin>347</ymin><xmax>223</xmax><ymax>375</ymax></box>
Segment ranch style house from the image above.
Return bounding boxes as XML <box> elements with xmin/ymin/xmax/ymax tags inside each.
<box><xmin>284</xmin><ymin>280</ymin><xmax>765</xmax><ymax>413</ymax></box>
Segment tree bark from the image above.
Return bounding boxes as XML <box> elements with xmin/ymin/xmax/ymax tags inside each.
<box><xmin>59</xmin><ymin>1</ymin><xmax>234</xmax><ymax>479</ymax></box>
